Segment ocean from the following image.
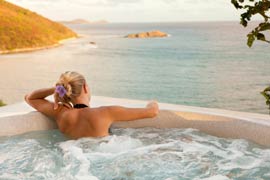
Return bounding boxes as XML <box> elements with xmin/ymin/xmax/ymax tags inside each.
<box><xmin>0</xmin><ymin>22</ymin><xmax>270</xmax><ymax>114</ymax></box>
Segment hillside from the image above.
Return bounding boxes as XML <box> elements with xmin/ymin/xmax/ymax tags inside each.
<box><xmin>0</xmin><ymin>0</ymin><xmax>77</xmax><ymax>53</ymax></box>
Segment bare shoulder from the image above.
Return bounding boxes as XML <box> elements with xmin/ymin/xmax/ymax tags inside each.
<box><xmin>77</xmin><ymin>106</ymin><xmax>113</xmax><ymax>132</ymax></box>
<box><xmin>67</xmin><ymin>106</ymin><xmax>111</xmax><ymax>122</ymax></box>
<box><xmin>77</xmin><ymin>105</ymin><xmax>118</xmax><ymax>123</ymax></box>
<box><xmin>57</xmin><ymin>105</ymin><xmax>109</xmax><ymax>119</ymax></box>
<box><xmin>55</xmin><ymin>106</ymin><xmax>78</xmax><ymax>124</ymax></box>
<box><xmin>83</xmin><ymin>106</ymin><xmax>112</xmax><ymax>120</ymax></box>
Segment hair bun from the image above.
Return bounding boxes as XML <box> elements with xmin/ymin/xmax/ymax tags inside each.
<box><xmin>56</xmin><ymin>71</ymin><xmax>86</xmax><ymax>104</ymax></box>
<box><xmin>65</xmin><ymin>83</ymin><xmax>72</xmax><ymax>97</ymax></box>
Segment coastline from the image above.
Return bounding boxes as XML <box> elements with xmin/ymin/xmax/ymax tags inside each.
<box><xmin>0</xmin><ymin>36</ymin><xmax>77</xmax><ymax>55</ymax></box>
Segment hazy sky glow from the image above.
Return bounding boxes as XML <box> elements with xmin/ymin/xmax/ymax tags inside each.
<box><xmin>6</xmin><ymin>0</ymin><xmax>243</xmax><ymax>22</ymax></box>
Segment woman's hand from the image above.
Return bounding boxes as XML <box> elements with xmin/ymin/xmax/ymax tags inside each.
<box><xmin>146</xmin><ymin>100</ymin><xmax>159</xmax><ymax>117</ymax></box>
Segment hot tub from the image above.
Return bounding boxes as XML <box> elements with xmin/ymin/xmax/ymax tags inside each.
<box><xmin>0</xmin><ymin>96</ymin><xmax>269</xmax><ymax>179</ymax></box>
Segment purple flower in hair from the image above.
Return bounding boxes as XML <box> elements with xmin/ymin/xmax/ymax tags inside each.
<box><xmin>55</xmin><ymin>85</ymin><xmax>67</xmax><ymax>98</ymax></box>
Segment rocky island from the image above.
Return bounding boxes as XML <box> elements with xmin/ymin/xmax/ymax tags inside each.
<box><xmin>61</xmin><ymin>19</ymin><xmax>90</xmax><ymax>24</ymax></box>
<box><xmin>0</xmin><ymin>0</ymin><xmax>77</xmax><ymax>54</ymax></box>
<box><xmin>125</xmin><ymin>30</ymin><xmax>168</xmax><ymax>38</ymax></box>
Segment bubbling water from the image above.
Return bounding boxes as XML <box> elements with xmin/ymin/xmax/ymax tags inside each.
<box><xmin>0</xmin><ymin>128</ymin><xmax>269</xmax><ymax>180</ymax></box>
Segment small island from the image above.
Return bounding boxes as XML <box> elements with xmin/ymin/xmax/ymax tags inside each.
<box><xmin>61</xmin><ymin>19</ymin><xmax>109</xmax><ymax>24</ymax></box>
<box><xmin>0</xmin><ymin>1</ymin><xmax>77</xmax><ymax>54</ymax></box>
<box><xmin>125</xmin><ymin>30</ymin><xmax>168</xmax><ymax>38</ymax></box>
<box><xmin>62</xmin><ymin>19</ymin><xmax>90</xmax><ymax>24</ymax></box>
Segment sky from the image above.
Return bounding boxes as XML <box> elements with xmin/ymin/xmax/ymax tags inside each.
<box><xmin>6</xmin><ymin>0</ymin><xmax>243</xmax><ymax>22</ymax></box>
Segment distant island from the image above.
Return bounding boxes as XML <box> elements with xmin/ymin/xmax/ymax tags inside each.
<box><xmin>0</xmin><ymin>1</ymin><xmax>77</xmax><ymax>54</ymax></box>
<box><xmin>60</xmin><ymin>19</ymin><xmax>109</xmax><ymax>24</ymax></box>
<box><xmin>125</xmin><ymin>31</ymin><xmax>168</xmax><ymax>38</ymax></box>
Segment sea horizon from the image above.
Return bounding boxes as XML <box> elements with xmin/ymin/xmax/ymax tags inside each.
<box><xmin>59</xmin><ymin>20</ymin><xmax>244</xmax><ymax>23</ymax></box>
<box><xmin>1</xmin><ymin>22</ymin><xmax>270</xmax><ymax>114</ymax></box>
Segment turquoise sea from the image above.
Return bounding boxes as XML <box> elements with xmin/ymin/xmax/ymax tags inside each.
<box><xmin>0</xmin><ymin>22</ymin><xmax>270</xmax><ymax>114</ymax></box>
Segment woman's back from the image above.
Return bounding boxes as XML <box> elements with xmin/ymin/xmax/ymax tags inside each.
<box><xmin>55</xmin><ymin>102</ymin><xmax>159</xmax><ymax>139</ymax></box>
<box><xmin>56</xmin><ymin>105</ymin><xmax>111</xmax><ymax>139</ymax></box>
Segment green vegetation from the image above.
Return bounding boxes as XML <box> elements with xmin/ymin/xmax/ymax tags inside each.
<box><xmin>261</xmin><ymin>87</ymin><xmax>270</xmax><ymax>114</ymax></box>
<box><xmin>231</xmin><ymin>0</ymin><xmax>270</xmax><ymax>114</ymax></box>
<box><xmin>0</xmin><ymin>0</ymin><xmax>77</xmax><ymax>52</ymax></box>
<box><xmin>231</xmin><ymin>0</ymin><xmax>270</xmax><ymax>47</ymax></box>
<box><xmin>0</xmin><ymin>99</ymin><xmax>6</xmax><ymax>107</ymax></box>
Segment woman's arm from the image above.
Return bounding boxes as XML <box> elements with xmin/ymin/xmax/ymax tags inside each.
<box><xmin>25</xmin><ymin>87</ymin><xmax>55</xmax><ymax>100</ymax></box>
<box><xmin>24</xmin><ymin>87</ymin><xmax>58</xmax><ymax>118</ymax></box>
<box><xmin>104</xmin><ymin>100</ymin><xmax>159</xmax><ymax>122</ymax></box>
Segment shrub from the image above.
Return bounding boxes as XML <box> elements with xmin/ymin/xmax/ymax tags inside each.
<box><xmin>0</xmin><ymin>99</ymin><xmax>6</xmax><ymax>107</ymax></box>
<box><xmin>261</xmin><ymin>87</ymin><xmax>270</xmax><ymax>115</ymax></box>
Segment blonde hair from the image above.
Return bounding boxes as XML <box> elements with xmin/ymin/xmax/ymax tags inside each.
<box><xmin>55</xmin><ymin>71</ymin><xmax>86</xmax><ymax>108</ymax></box>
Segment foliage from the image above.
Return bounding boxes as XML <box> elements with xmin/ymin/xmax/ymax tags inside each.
<box><xmin>0</xmin><ymin>99</ymin><xmax>6</xmax><ymax>107</ymax></box>
<box><xmin>261</xmin><ymin>86</ymin><xmax>270</xmax><ymax>114</ymax></box>
<box><xmin>231</xmin><ymin>0</ymin><xmax>270</xmax><ymax>47</ymax></box>
<box><xmin>232</xmin><ymin>1</ymin><xmax>270</xmax><ymax>114</ymax></box>
<box><xmin>0</xmin><ymin>1</ymin><xmax>77</xmax><ymax>52</ymax></box>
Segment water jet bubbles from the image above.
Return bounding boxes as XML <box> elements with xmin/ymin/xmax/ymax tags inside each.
<box><xmin>199</xmin><ymin>175</ymin><xmax>231</xmax><ymax>180</ymax></box>
<box><xmin>96</xmin><ymin>135</ymin><xmax>143</xmax><ymax>153</ymax></box>
<box><xmin>0</xmin><ymin>128</ymin><xmax>270</xmax><ymax>179</ymax></box>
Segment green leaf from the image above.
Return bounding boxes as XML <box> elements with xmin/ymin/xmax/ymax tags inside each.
<box><xmin>257</xmin><ymin>33</ymin><xmax>266</xmax><ymax>41</ymax></box>
<box><xmin>259</xmin><ymin>23</ymin><xmax>270</xmax><ymax>31</ymax></box>
<box><xmin>231</xmin><ymin>0</ymin><xmax>243</xmax><ymax>9</ymax></box>
<box><xmin>263</xmin><ymin>86</ymin><xmax>270</xmax><ymax>92</ymax></box>
<box><xmin>240</xmin><ymin>18</ymin><xmax>248</xmax><ymax>27</ymax></box>
<box><xmin>247</xmin><ymin>33</ymin><xmax>255</xmax><ymax>47</ymax></box>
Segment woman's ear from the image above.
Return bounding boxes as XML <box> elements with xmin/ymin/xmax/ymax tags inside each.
<box><xmin>83</xmin><ymin>83</ymin><xmax>88</xmax><ymax>93</ymax></box>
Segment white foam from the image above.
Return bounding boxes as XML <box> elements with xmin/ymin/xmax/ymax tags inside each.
<box><xmin>200</xmin><ymin>175</ymin><xmax>231</xmax><ymax>180</ymax></box>
<box><xmin>1</xmin><ymin>128</ymin><xmax>269</xmax><ymax>179</ymax></box>
<box><xmin>59</xmin><ymin>140</ymin><xmax>76</xmax><ymax>152</ymax></box>
<box><xmin>96</xmin><ymin>135</ymin><xmax>143</xmax><ymax>153</ymax></box>
<box><xmin>220</xmin><ymin>155</ymin><xmax>262</xmax><ymax>170</ymax></box>
<box><xmin>164</xmin><ymin>177</ymin><xmax>178</xmax><ymax>180</ymax></box>
<box><xmin>59</xmin><ymin>140</ymin><xmax>99</xmax><ymax>180</ymax></box>
<box><xmin>0</xmin><ymin>154</ymin><xmax>8</xmax><ymax>164</ymax></box>
<box><xmin>70</xmin><ymin>146</ymin><xmax>98</xmax><ymax>180</ymax></box>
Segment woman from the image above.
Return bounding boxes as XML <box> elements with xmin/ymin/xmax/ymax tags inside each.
<box><xmin>24</xmin><ymin>71</ymin><xmax>159</xmax><ymax>139</ymax></box>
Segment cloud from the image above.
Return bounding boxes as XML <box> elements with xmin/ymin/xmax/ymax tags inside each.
<box><xmin>6</xmin><ymin>0</ymin><xmax>239</xmax><ymax>22</ymax></box>
<box><xmin>8</xmin><ymin>0</ymin><xmax>141</xmax><ymax>7</ymax></box>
